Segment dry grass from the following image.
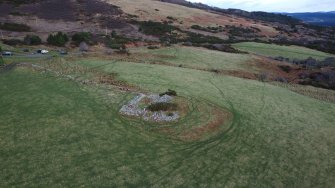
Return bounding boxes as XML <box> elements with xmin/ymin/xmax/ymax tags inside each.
<box><xmin>273</xmin><ymin>82</ymin><xmax>335</xmax><ymax>103</ymax></box>
<box><xmin>105</xmin><ymin>0</ymin><xmax>278</xmax><ymax>36</ymax></box>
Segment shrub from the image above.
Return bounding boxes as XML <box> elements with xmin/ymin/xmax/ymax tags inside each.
<box><xmin>203</xmin><ymin>44</ymin><xmax>242</xmax><ymax>53</ymax></box>
<box><xmin>300</xmin><ymin>71</ymin><xmax>335</xmax><ymax>90</ymax></box>
<box><xmin>117</xmin><ymin>45</ymin><xmax>130</xmax><ymax>55</ymax></box>
<box><xmin>210</xmin><ymin>69</ymin><xmax>220</xmax><ymax>73</ymax></box>
<box><xmin>184</xmin><ymin>32</ymin><xmax>225</xmax><ymax>44</ymax></box>
<box><xmin>320</xmin><ymin>57</ymin><xmax>335</xmax><ymax>68</ymax></box>
<box><xmin>191</xmin><ymin>25</ymin><xmax>203</xmax><ymax>30</ymax></box>
<box><xmin>0</xmin><ymin>22</ymin><xmax>31</xmax><ymax>32</ymax></box>
<box><xmin>305</xmin><ymin>57</ymin><xmax>318</xmax><ymax>69</ymax></box>
<box><xmin>79</xmin><ymin>42</ymin><xmax>89</xmax><ymax>52</ymax></box>
<box><xmin>105</xmin><ymin>49</ymin><xmax>113</xmax><ymax>55</ymax></box>
<box><xmin>166</xmin><ymin>16</ymin><xmax>176</xmax><ymax>21</ymax></box>
<box><xmin>47</xmin><ymin>32</ymin><xmax>69</xmax><ymax>46</ymax></box>
<box><xmin>147</xmin><ymin>102</ymin><xmax>178</xmax><ymax>112</ymax></box>
<box><xmin>290</xmin><ymin>57</ymin><xmax>335</xmax><ymax>69</ymax></box>
<box><xmin>138</xmin><ymin>21</ymin><xmax>177</xmax><ymax>36</ymax></box>
<box><xmin>147</xmin><ymin>46</ymin><xmax>160</xmax><ymax>50</ymax></box>
<box><xmin>9</xmin><ymin>12</ymin><xmax>28</xmax><ymax>16</ymax></box>
<box><xmin>278</xmin><ymin>65</ymin><xmax>292</xmax><ymax>73</ymax></box>
<box><xmin>167</xmin><ymin>112</ymin><xmax>174</xmax><ymax>116</ymax></box>
<box><xmin>258</xmin><ymin>72</ymin><xmax>268</xmax><ymax>82</ymax></box>
<box><xmin>72</xmin><ymin>32</ymin><xmax>92</xmax><ymax>44</ymax></box>
<box><xmin>190</xmin><ymin>25</ymin><xmax>224</xmax><ymax>33</ymax></box>
<box><xmin>107</xmin><ymin>33</ymin><xmax>133</xmax><ymax>49</ymax></box>
<box><xmin>24</xmin><ymin>35</ymin><xmax>42</xmax><ymax>45</ymax></box>
<box><xmin>2</xmin><ymin>39</ymin><xmax>24</xmax><ymax>46</ymax></box>
<box><xmin>274</xmin><ymin>77</ymin><xmax>288</xmax><ymax>83</ymax></box>
<box><xmin>226</xmin><ymin>25</ymin><xmax>256</xmax><ymax>36</ymax></box>
<box><xmin>109</xmin><ymin>43</ymin><xmax>123</xmax><ymax>49</ymax></box>
<box><xmin>0</xmin><ymin>0</ymin><xmax>39</xmax><ymax>6</ymax></box>
<box><xmin>159</xmin><ymin>89</ymin><xmax>177</xmax><ymax>96</ymax></box>
<box><xmin>274</xmin><ymin>56</ymin><xmax>285</xmax><ymax>61</ymax></box>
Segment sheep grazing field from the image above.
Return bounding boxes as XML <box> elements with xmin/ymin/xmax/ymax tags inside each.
<box><xmin>233</xmin><ymin>42</ymin><xmax>335</xmax><ymax>60</ymax></box>
<box><xmin>1</xmin><ymin>43</ymin><xmax>335</xmax><ymax>187</ymax></box>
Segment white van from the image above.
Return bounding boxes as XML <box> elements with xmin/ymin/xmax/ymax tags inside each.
<box><xmin>37</xmin><ymin>49</ymin><xmax>49</xmax><ymax>54</ymax></box>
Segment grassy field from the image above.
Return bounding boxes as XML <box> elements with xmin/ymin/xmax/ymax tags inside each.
<box><xmin>80</xmin><ymin>60</ymin><xmax>335</xmax><ymax>187</ymax></box>
<box><xmin>1</xmin><ymin>45</ymin><xmax>335</xmax><ymax>187</ymax></box>
<box><xmin>233</xmin><ymin>42</ymin><xmax>334</xmax><ymax>60</ymax></box>
<box><xmin>131</xmin><ymin>46</ymin><xmax>254</xmax><ymax>72</ymax></box>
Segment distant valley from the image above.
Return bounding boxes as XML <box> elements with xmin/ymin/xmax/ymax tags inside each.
<box><xmin>283</xmin><ymin>11</ymin><xmax>335</xmax><ymax>26</ymax></box>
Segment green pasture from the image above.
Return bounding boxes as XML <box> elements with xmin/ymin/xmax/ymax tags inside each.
<box><xmin>1</xmin><ymin>45</ymin><xmax>335</xmax><ymax>187</ymax></box>
<box><xmin>131</xmin><ymin>46</ymin><xmax>254</xmax><ymax>71</ymax></box>
<box><xmin>233</xmin><ymin>42</ymin><xmax>334</xmax><ymax>60</ymax></box>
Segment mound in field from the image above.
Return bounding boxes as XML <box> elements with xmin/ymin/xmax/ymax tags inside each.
<box><xmin>119</xmin><ymin>93</ymin><xmax>180</xmax><ymax>122</ymax></box>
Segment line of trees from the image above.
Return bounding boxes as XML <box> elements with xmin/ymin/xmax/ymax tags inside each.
<box><xmin>2</xmin><ymin>31</ymin><xmax>132</xmax><ymax>52</ymax></box>
<box><xmin>47</xmin><ymin>32</ymin><xmax>69</xmax><ymax>46</ymax></box>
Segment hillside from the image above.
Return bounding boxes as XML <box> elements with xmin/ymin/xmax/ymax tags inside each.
<box><xmin>1</xmin><ymin>0</ymin><xmax>334</xmax><ymax>53</ymax></box>
<box><xmin>1</xmin><ymin>0</ymin><xmax>335</xmax><ymax>187</ymax></box>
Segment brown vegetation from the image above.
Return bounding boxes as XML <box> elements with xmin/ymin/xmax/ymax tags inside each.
<box><xmin>179</xmin><ymin>106</ymin><xmax>232</xmax><ymax>141</ymax></box>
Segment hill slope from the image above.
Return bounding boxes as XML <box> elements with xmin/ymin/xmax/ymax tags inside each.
<box><xmin>1</xmin><ymin>0</ymin><xmax>335</xmax><ymax>187</ymax></box>
<box><xmin>1</xmin><ymin>0</ymin><xmax>334</xmax><ymax>53</ymax></box>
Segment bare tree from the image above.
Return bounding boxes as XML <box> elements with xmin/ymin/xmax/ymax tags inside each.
<box><xmin>79</xmin><ymin>42</ymin><xmax>89</xmax><ymax>52</ymax></box>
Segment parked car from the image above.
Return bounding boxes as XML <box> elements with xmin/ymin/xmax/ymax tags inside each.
<box><xmin>2</xmin><ymin>51</ymin><xmax>13</xmax><ymax>56</ymax></box>
<box><xmin>37</xmin><ymin>49</ymin><xmax>49</xmax><ymax>54</ymax></box>
<box><xmin>59</xmin><ymin>50</ymin><xmax>68</xmax><ymax>55</ymax></box>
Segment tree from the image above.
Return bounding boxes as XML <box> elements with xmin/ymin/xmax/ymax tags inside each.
<box><xmin>111</xmin><ymin>30</ymin><xmax>117</xmax><ymax>38</ymax></box>
<box><xmin>305</xmin><ymin>57</ymin><xmax>317</xmax><ymax>69</ymax></box>
<box><xmin>72</xmin><ymin>32</ymin><xmax>92</xmax><ymax>45</ymax></box>
<box><xmin>119</xmin><ymin>44</ymin><xmax>129</xmax><ymax>55</ymax></box>
<box><xmin>24</xmin><ymin>35</ymin><xmax>42</xmax><ymax>45</ymax></box>
<box><xmin>47</xmin><ymin>32</ymin><xmax>69</xmax><ymax>46</ymax></box>
<box><xmin>79</xmin><ymin>42</ymin><xmax>89</xmax><ymax>52</ymax></box>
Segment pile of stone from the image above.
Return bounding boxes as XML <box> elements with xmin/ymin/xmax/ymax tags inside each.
<box><xmin>119</xmin><ymin>93</ymin><xmax>179</xmax><ymax>122</ymax></box>
<box><xmin>143</xmin><ymin>111</ymin><xmax>179</xmax><ymax>122</ymax></box>
<box><xmin>119</xmin><ymin>94</ymin><xmax>146</xmax><ymax>116</ymax></box>
<box><xmin>147</xmin><ymin>94</ymin><xmax>173</xmax><ymax>103</ymax></box>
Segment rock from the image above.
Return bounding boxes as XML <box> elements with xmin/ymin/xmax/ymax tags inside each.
<box><xmin>119</xmin><ymin>93</ymin><xmax>179</xmax><ymax>122</ymax></box>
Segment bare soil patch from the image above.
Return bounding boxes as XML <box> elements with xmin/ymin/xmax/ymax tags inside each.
<box><xmin>179</xmin><ymin>106</ymin><xmax>232</xmax><ymax>141</ymax></box>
